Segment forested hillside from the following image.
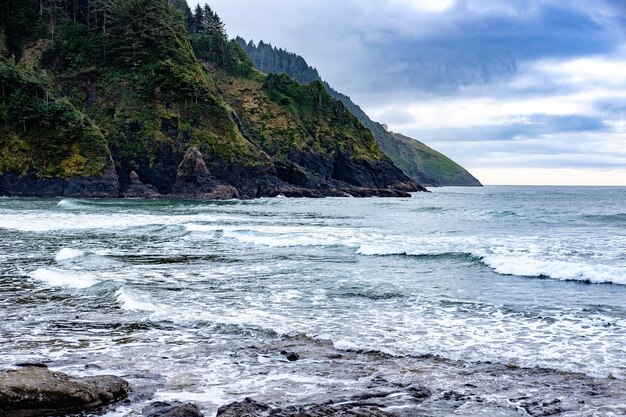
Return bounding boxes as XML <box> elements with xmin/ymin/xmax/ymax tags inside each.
<box><xmin>0</xmin><ymin>0</ymin><xmax>422</xmax><ymax>197</ymax></box>
<box><xmin>237</xmin><ymin>38</ymin><xmax>482</xmax><ymax>186</ymax></box>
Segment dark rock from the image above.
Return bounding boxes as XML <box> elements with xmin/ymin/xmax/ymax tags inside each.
<box><xmin>280</xmin><ymin>351</ymin><xmax>300</xmax><ymax>362</ymax></box>
<box><xmin>441</xmin><ymin>390</ymin><xmax>470</xmax><ymax>402</ymax></box>
<box><xmin>124</xmin><ymin>171</ymin><xmax>162</xmax><ymax>198</ymax></box>
<box><xmin>406</xmin><ymin>385</ymin><xmax>432</xmax><ymax>401</ymax></box>
<box><xmin>216</xmin><ymin>398</ymin><xmax>270</xmax><ymax>417</ymax></box>
<box><xmin>0</xmin><ymin>366</ymin><xmax>130</xmax><ymax>417</ymax></box>
<box><xmin>0</xmin><ymin>162</ymin><xmax>120</xmax><ymax>198</ymax></box>
<box><xmin>0</xmin><ymin>171</ymin><xmax>65</xmax><ymax>197</ymax></box>
<box><xmin>63</xmin><ymin>161</ymin><xmax>121</xmax><ymax>197</ymax></box>
<box><xmin>0</xmin><ymin>146</ymin><xmax>426</xmax><ymax>199</ymax></box>
<box><xmin>143</xmin><ymin>401</ymin><xmax>204</xmax><ymax>417</ymax></box>
<box><xmin>331</xmin><ymin>151</ymin><xmax>423</xmax><ymax>192</ymax></box>
<box><xmin>161</xmin><ymin>117</ymin><xmax>180</xmax><ymax>139</ymax></box>
<box><xmin>170</xmin><ymin>147</ymin><xmax>240</xmax><ymax>199</ymax></box>
<box><xmin>14</xmin><ymin>363</ymin><xmax>48</xmax><ymax>369</ymax></box>
<box><xmin>216</xmin><ymin>398</ymin><xmax>394</xmax><ymax>417</ymax></box>
<box><xmin>274</xmin><ymin>160</ymin><xmax>330</xmax><ymax>190</ymax></box>
<box><xmin>521</xmin><ymin>399</ymin><xmax>563</xmax><ymax>417</ymax></box>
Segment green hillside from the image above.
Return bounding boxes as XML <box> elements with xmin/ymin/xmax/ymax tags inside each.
<box><xmin>0</xmin><ymin>0</ymin><xmax>420</xmax><ymax>197</ymax></box>
<box><xmin>236</xmin><ymin>38</ymin><xmax>482</xmax><ymax>186</ymax></box>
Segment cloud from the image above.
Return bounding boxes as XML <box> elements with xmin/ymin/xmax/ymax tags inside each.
<box><xmin>404</xmin><ymin>115</ymin><xmax>608</xmax><ymax>142</ymax></box>
<box><xmin>390</xmin><ymin>0</ymin><xmax>456</xmax><ymax>14</ymax></box>
<box><xmin>191</xmin><ymin>0</ymin><xmax>626</xmax><ymax>184</ymax></box>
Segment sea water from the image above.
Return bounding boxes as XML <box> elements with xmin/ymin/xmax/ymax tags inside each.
<box><xmin>0</xmin><ymin>187</ymin><xmax>625</xmax><ymax>416</ymax></box>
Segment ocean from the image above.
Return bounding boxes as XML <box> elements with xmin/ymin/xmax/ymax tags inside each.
<box><xmin>0</xmin><ymin>186</ymin><xmax>625</xmax><ymax>416</ymax></box>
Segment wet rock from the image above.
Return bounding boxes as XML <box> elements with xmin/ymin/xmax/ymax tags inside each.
<box><xmin>216</xmin><ymin>398</ymin><xmax>270</xmax><ymax>417</ymax></box>
<box><xmin>0</xmin><ymin>161</ymin><xmax>120</xmax><ymax>198</ymax></box>
<box><xmin>280</xmin><ymin>351</ymin><xmax>300</xmax><ymax>362</ymax></box>
<box><xmin>170</xmin><ymin>147</ymin><xmax>240</xmax><ymax>199</ymax></box>
<box><xmin>63</xmin><ymin>161</ymin><xmax>121</xmax><ymax>197</ymax></box>
<box><xmin>406</xmin><ymin>385</ymin><xmax>432</xmax><ymax>401</ymax></box>
<box><xmin>441</xmin><ymin>390</ymin><xmax>471</xmax><ymax>402</ymax></box>
<box><xmin>216</xmin><ymin>397</ymin><xmax>394</xmax><ymax>417</ymax></box>
<box><xmin>143</xmin><ymin>401</ymin><xmax>204</xmax><ymax>417</ymax></box>
<box><xmin>14</xmin><ymin>363</ymin><xmax>48</xmax><ymax>369</ymax></box>
<box><xmin>0</xmin><ymin>365</ymin><xmax>130</xmax><ymax>417</ymax></box>
<box><xmin>521</xmin><ymin>399</ymin><xmax>563</xmax><ymax>416</ymax></box>
<box><xmin>331</xmin><ymin>151</ymin><xmax>423</xmax><ymax>193</ymax></box>
<box><xmin>124</xmin><ymin>171</ymin><xmax>162</xmax><ymax>198</ymax></box>
<box><xmin>0</xmin><ymin>172</ymin><xmax>64</xmax><ymax>197</ymax></box>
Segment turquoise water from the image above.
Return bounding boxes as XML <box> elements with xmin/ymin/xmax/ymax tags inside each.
<box><xmin>0</xmin><ymin>187</ymin><xmax>625</xmax><ymax>416</ymax></box>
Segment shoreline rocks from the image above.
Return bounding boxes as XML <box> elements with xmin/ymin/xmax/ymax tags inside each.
<box><xmin>216</xmin><ymin>398</ymin><xmax>394</xmax><ymax>417</ymax></box>
<box><xmin>0</xmin><ymin>365</ymin><xmax>130</xmax><ymax>417</ymax></box>
<box><xmin>0</xmin><ymin>146</ymin><xmax>427</xmax><ymax>200</ymax></box>
<box><xmin>143</xmin><ymin>401</ymin><xmax>204</xmax><ymax>417</ymax></box>
<box><xmin>123</xmin><ymin>171</ymin><xmax>162</xmax><ymax>198</ymax></box>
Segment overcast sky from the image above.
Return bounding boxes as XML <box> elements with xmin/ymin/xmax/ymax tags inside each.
<box><xmin>189</xmin><ymin>0</ymin><xmax>626</xmax><ymax>185</ymax></box>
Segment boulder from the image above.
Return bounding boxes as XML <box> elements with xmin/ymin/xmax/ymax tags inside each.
<box><xmin>143</xmin><ymin>401</ymin><xmax>204</xmax><ymax>417</ymax></box>
<box><xmin>280</xmin><ymin>351</ymin><xmax>300</xmax><ymax>362</ymax></box>
<box><xmin>124</xmin><ymin>171</ymin><xmax>162</xmax><ymax>198</ymax></box>
<box><xmin>0</xmin><ymin>365</ymin><xmax>130</xmax><ymax>417</ymax></box>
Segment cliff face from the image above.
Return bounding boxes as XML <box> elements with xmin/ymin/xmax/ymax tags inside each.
<box><xmin>236</xmin><ymin>38</ymin><xmax>482</xmax><ymax>187</ymax></box>
<box><xmin>0</xmin><ymin>0</ymin><xmax>424</xmax><ymax>198</ymax></box>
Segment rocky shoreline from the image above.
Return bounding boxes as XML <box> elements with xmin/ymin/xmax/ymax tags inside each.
<box><xmin>0</xmin><ymin>148</ymin><xmax>426</xmax><ymax>200</ymax></box>
<box><xmin>0</xmin><ymin>366</ymin><xmax>395</xmax><ymax>417</ymax></box>
<box><xmin>3</xmin><ymin>339</ymin><xmax>625</xmax><ymax>417</ymax></box>
<box><xmin>0</xmin><ymin>365</ymin><xmax>129</xmax><ymax>417</ymax></box>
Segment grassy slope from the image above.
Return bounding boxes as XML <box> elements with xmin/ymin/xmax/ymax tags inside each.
<box><xmin>218</xmin><ymin>72</ymin><xmax>384</xmax><ymax>163</ymax></box>
<box><xmin>383</xmin><ymin>132</ymin><xmax>481</xmax><ymax>186</ymax></box>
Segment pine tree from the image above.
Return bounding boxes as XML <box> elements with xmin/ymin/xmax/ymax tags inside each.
<box><xmin>193</xmin><ymin>4</ymin><xmax>203</xmax><ymax>34</ymax></box>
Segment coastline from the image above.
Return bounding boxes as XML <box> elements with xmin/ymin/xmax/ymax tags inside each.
<box><xmin>3</xmin><ymin>338</ymin><xmax>625</xmax><ymax>416</ymax></box>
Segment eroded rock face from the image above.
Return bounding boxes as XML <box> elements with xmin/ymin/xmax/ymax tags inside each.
<box><xmin>216</xmin><ymin>398</ymin><xmax>394</xmax><ymax>417</ymax></box>
<box><xmin>0</xmin><ymin>146</ymin><xmax>424</xmax><ymax>199</ymax></box>
<box><xmin>63</xmin><ymin>161</ymin><xmax>121</xmax><ymax>197</ymax></box>
<box><xmin>170</xmin><ymin>147</ymin><xmax>240</xmax><ymax>199</ymax></box>
<box><xmin>124</xmin><ymin>171</ymin><xmax>162</xmax><ymax>198</ymax></box>
<box><xmin>0</xmin><ymin>366</ymin><xmax>130</xmax><ymax>417</ymax></box>
<box><xmin>0</xmin><ymin>162</ymin><xmax>121</xmax><ymax>198</ymax></box>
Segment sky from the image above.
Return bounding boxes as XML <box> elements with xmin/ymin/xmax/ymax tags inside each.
<box><xmin>189</xmin><ymin>0</ymin><xmax>626</xmax><ymax>185</ymax></box>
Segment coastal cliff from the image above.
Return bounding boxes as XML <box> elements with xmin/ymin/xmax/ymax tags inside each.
<box><xmin>0</xmin><ymin>0</ymin><xmax>424</xmax><ymax>198</ymax></box>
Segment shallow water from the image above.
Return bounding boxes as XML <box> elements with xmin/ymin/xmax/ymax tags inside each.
<box><xmin>0</xmin><ymin>187</ymin><xmax>625</xmax><ymax>416</ymax></box>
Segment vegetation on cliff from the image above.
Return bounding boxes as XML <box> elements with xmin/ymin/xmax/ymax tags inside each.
<box><xmin>236</xmin><ymin>38</ymin><xmax>482</xmax><ymax>186</ymax></box>
<box><xmin>0</xmin><ymin>0</ymin><xmax>420</xmax><ymax>197</ymax></box>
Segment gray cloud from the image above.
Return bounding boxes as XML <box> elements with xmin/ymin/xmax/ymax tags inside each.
<box><xmin>189</xmin><ymin>0</ymin><xmax>626</xmax><ymax>179</ymax></box>
<box><xmin>405</xmin><ymin>115</ymin><xmax>609</xmax><ymax>142</ymax></box>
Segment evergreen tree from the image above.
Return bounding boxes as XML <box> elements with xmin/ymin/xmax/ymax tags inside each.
<box><xmin>193</xmin><ymin>4</ymin><xmax>203</xmax><ymax>34</ymax></box>
<box><xmin>236</xmin><ymin>38</ymin><xmax>321</xmax><ymax>85</ymax></box>
<box><xmin>168</xmin><ymin>0</ymin><xmax>194</xmax><ymax>33</ymax></box>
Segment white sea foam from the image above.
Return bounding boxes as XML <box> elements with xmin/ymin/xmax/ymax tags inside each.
<box><xmin>482</xmin><ymin>255</ymin><xmax>626</xmax><ymax>285</ymax></box>
<box><xmin>57</xmin><ymin>199</ymin><xmax>82</xmax><ymax>209</ymax></box>
<box><xmin>55</xmin><ymin>248</ymin><xmax>86</xmax><ymax>261</ymax></box>
<box><xmin>186</xmin><ymin>223</ymin><xmax>363</xmax><ymax>248</ymax></box>
<box><xmin>29</xmin><ymin>268</ymin><xmax>98</xmax><ymax>289</ymax></box>
<box><xmin>357</xmin><ymin>241</ymin><xmax>626</xmax><ymax>285</ymax></box>
<box><xmin>0</xmin><ymin>213</ymin><xmax>222</xmax><ymax>233</ymax></box>
<box><xmin>115</xmin><ymin>288</ymin><xmax>158</xmax><ymax>312</ymax></box>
